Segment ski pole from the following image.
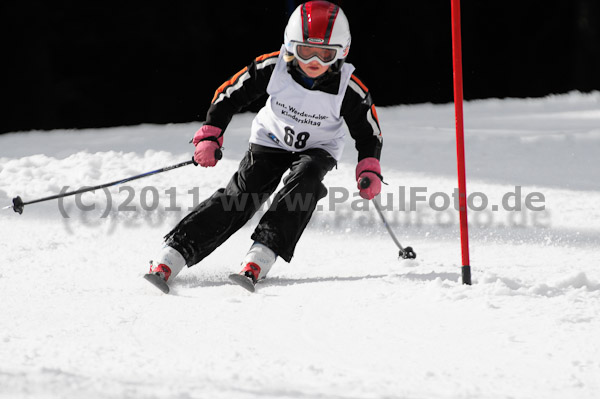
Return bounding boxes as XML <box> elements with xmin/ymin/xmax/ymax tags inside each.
<box><xmin>360</xmin><ymin>177</ymin><xmax>416</xmax><ymax>259</ymax></box>
<box><xmin>2</xmin><ymin>151</ymin><xmax>220</xmax><ymax>215</ymax></box>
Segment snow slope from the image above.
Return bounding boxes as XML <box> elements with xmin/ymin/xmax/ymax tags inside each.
<box><xmin>0</xmin><ymin>92</ymin><xmax>599</xmax><ymax>399</ymax></box>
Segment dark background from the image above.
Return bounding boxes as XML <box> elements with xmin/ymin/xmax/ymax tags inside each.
<box><xmin>1</xmin><ymin>0</ymin><xmax>598</xmax><ymax>134</ymax></box>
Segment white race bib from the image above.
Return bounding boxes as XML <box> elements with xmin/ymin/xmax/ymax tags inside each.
<box><xmin>250</xmin><ymin>47</ymin><xmax>355</xmax><ymax>160</ymax></box>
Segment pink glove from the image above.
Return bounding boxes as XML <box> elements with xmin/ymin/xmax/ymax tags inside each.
<box><xmin>356</xmin><ymin>157</ymin><xmax>382</xmax><ymax>200</ymax></box>
<box><xmin>193</xmin><ymin>125</ymin><xmax>223</xmax><ymax>167</ymax></box>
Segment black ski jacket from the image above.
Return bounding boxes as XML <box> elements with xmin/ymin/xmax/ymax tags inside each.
<box><xmin>204</xmin><ymin>50</ymin><xmax>383</xmax><ymax>161</ymax></box>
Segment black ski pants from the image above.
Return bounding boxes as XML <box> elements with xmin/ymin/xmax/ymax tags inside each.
<box><xmin>164</xmin><ymin>144</ymin><xmax>337</xmax><ymax>264</ymax></box>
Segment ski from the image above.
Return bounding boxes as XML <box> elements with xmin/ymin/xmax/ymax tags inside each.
<box><xmin>228</xmin><ymin>273</ymin><xmax>256</xmax><ymax>293</ymax></box>
<box><xmin>144</xmin><ymin>273</ymin><xmax>170</xmax><ymax>294</ymax></box>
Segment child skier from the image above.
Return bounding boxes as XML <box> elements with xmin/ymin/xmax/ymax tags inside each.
<box><xmin>145</xmin><ymin>1</ymin><xmax>383</xmax><ymax>293</ymax></box>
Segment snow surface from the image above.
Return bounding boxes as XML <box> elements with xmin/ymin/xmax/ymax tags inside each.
<box><xmin>0</xmin><ymin>92</ymin><xmax>599</xmax><ymax>399</ymax></box>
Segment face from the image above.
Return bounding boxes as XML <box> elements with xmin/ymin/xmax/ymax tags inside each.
<box><xmin>297</xmin><ymin>59</ymin><xmax>330</xmax><ymax>78</ymax></box>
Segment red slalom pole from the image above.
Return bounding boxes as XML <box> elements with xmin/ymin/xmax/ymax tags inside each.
<box><xmin>451</xmin><ymin>0</ymin><xmax>472</xmax><ymax>285</ymax></box>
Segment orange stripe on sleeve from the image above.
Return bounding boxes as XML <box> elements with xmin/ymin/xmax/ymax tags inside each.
<box><xmin>351</xmin><ymin>74</ymin><xmax>369</xmax><ymax>93</ymax></box>
<box><xmin>210</xmin><ymin>51</ymin><xmax>280</xmax><ymax>104</ymax></box>
<box><xmin>211</xmin><ymin>66</ymin><xmax>248</xmax><ymax>103</ymax></box>
<box><xmin>371</xmin><ymin>104</ymin><xmax>380</xmax><ymax>124</ymax></box>
<box><xmin>255</xmin><ymin>50</ymin><xmax>280</xmax><ymax>62</ymax></box>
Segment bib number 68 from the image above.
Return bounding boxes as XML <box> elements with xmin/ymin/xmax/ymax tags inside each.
<box><xmin>284</xmin><ymin>127</ymin><xmax>311</xmax><ymax>149</ymax></box>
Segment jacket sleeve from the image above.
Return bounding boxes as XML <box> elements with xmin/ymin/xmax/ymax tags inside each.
<box><xmin>204</xmin><ymin>51</ymin><xmax>280</xmax><ymax>131</ymax></box>
<box><xmin>341</xmin><ymin>74</ymin><xmax>383</xmax><ymax>161</ymax></box>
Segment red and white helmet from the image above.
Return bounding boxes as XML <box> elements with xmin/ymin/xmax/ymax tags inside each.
<box><xmin>284</xmin><ymin>1</ymin><xmax>351</xmax><ymax>67</ymax></box>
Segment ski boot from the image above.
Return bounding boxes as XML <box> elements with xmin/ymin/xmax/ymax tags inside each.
<box><xmin>144</xmin><ymin>261</ymin><xmax>172</xmax><ymax>294</ymax></box>
<box><xmin>229</xmin><ymin>262</ymin><xmax>261</xmax><ymax>293</ymax></box>
<box><xmin>143</xmin><ymin>246</ymin><xmax>186</xmax><ymax>294</ymax></box>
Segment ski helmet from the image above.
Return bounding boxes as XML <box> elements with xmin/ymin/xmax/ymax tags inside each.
<box><xmin>284</xmin><ymin>1</ymin><xmax>351</xmax><ymax>67</ymax></box>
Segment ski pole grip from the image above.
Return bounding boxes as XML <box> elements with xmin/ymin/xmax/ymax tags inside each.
<box><xmin>191</xmin><ymin>149</ymin><xmax>222</xmax><ymax>166</ymax></box>
<box><xmin>359</xmin><ymin>176</ymin><xmax>371</xmax><ymax>189</ymax></box>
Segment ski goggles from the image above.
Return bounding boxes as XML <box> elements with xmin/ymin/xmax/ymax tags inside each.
<box><xmin>290</xmin><ymin>42</ymin><xmax>343</xmax><ymax>66</ymax></box>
